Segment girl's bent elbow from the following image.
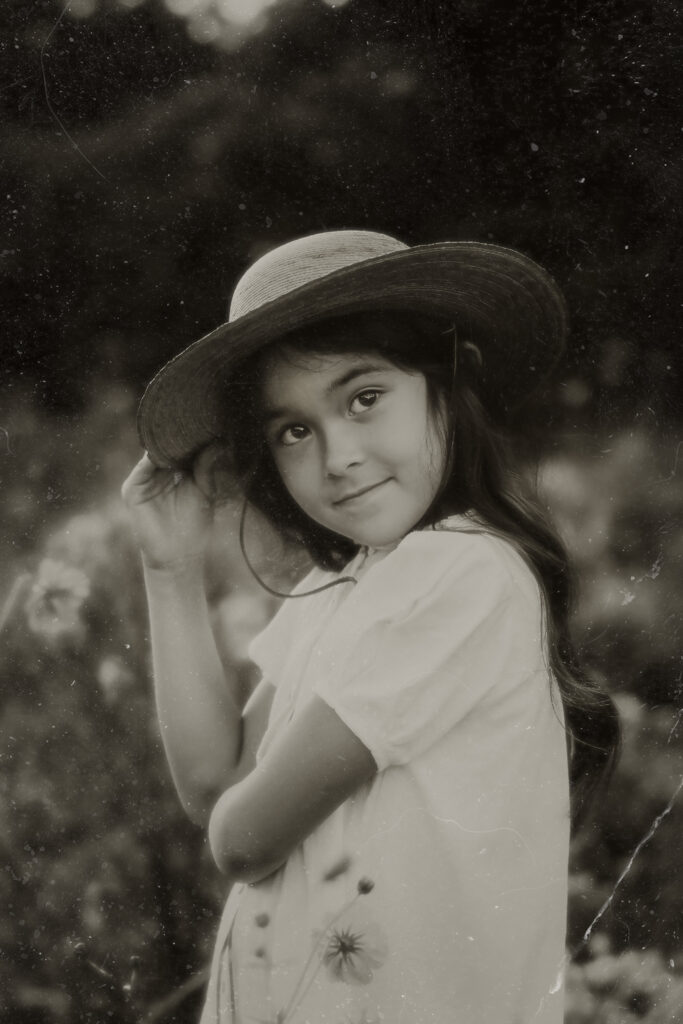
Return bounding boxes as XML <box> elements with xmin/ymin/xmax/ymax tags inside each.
<box><xmin>208</xmin><ymin>832</ymin><xmax>282</xmax><ymax>882</ymax></box>
<box><xmin>207</xmin><ymin>801</ymin><xmax>243</xmax><ymax>875</ymax></box>
<box><xmin>208</xmin><ymin>801</ymin><xmax>284</xmax><ymax>881</ymax></box>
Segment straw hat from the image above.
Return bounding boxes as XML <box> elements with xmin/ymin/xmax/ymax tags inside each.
<box><xmin>138</xmin><ymin>229</ymin><xmax>567</xmax><ymax>468</ymax></box>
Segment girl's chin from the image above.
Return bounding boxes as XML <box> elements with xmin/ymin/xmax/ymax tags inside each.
<box><xmin>332</xmin><ymin>522</ymin><xmax>412</xmax><ymax>551</ymax></box>
<box><xmin>315</xmin><ymin>520</ymin><xmax>402</xmax><ymax>550</ymax></box>
<box><xmin>309</xmin><ymin>501</ymin><xmax>429</xmax><ymax>550</ymax></box>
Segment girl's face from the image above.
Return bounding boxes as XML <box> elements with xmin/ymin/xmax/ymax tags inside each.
<box><xmin>261</xmin><ymin>349</ymin><xmax>448</xmax><ymax>550</ymax></box>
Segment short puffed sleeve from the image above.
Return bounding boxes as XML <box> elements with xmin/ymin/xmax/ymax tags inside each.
<box><xmin>311</xmin><ymin>529</ymin><xmax>544</xmax><ymax>770</ymax></box>
<box><xmin>247</xmin><ymin>565</ymin><xmax>338</xmax><ymax>687</ymax></box>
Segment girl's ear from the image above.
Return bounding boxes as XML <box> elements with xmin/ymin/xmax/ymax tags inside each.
<box><xmin>461</xmin><ymin>341</ymin><xmax>483</xmax><ymax>371</ymax></box>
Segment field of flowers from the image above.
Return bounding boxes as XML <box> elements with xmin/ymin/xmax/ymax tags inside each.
<box><xmin>2</xmin><ymin>385</ymin><xmax>682</xmax><ymax>1023</ymax></box>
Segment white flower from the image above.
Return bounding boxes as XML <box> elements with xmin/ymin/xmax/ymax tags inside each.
<box><xmin>317</xmin><ymin>903</ymin><xmax>387</xmax><ymax>986</ymax></box>
<box><xmin>25</xmin><ymin>559</ymin><xmax>90</xmax><ymax>640</ymax></box>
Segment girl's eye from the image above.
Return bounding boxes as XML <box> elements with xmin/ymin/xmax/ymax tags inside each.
<box><xmin>278</xmin><ymin>424</ymin><xmax>309</xmax><ymax>447</ymax></box>
<box><xmin>349</xmin><ymin>389</ymin><xmax>382</xmax><ymax>414</ymax></box>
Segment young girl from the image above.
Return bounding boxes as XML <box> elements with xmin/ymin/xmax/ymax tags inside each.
<box><xmin>122</xmin><ymin>230</ymin><xmax>620</xmax><ymax>1024</ymax></box>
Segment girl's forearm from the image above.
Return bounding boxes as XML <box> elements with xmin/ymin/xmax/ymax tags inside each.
<box><xmin>143</xmin><ymin>558</ymin><xmax>242</xmax><ymax>825</ymax></box>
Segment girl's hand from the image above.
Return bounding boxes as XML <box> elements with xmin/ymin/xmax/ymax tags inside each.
<box><xmin>121</xmin><ymin>448</ymin><xmax>219</xmax><ymax>570</ymax></box>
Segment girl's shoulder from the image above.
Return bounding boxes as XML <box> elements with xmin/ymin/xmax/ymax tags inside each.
<box><xmin>337</xmin><ymin>513</ymin><xmax>539</xmax><ymax>631</ymax></box>
<box><xmin>396</xmin><ymin>513</ymin><xmax>536</xmax><ymax>592</ymax></box>
<box><xmin>248</xmin><ymin>515</ymin><xmax>539</xmax><ymax>682</ymax></box>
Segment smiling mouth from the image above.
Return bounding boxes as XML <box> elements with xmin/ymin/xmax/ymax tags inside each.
<box><xmin>333</xmin><ymin>480</ymin><xmax>390</xmax><ymax>505</ymax></box>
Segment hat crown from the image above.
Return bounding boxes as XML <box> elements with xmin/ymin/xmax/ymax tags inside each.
<box><xmin>229</xmin><ymin>229</ymin><xmax>408</xmax><ymax>321</ymax></box>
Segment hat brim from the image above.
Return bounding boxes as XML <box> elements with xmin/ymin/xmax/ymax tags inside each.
<box><xmin>138</xmin><ymin>241</ymin><xmax>568</xmax><ymax>468</ymax></box>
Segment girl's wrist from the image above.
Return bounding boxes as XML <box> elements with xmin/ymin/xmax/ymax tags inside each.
<box><xmin>141</xmin><ymin>550</ymin><xmax>206</xmax><ymax>575</ymax></box>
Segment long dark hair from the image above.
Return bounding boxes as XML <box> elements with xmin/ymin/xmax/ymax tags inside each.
<box><xmin>220</xmin><ymin>310</ymin><xmax>620</xmax><ymax>830</ymax></box>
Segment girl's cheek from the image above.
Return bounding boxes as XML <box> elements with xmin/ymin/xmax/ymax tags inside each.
<box><xmin>274</xmin><ymin>455</ymin><xmax>304</xmax><ymax>494</ymax></box>
<box><xmin>273</xmin><ymin>446</ymin><xmax>297</xmax><ymax>474</ymax></box>
<box><xmin>280</xmin><ymin>438</ymin><xmax>317</xmax><ymax>469</ymax></box>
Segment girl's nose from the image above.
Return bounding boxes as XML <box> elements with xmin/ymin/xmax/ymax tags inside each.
<box><xmin>322</xmin><ymin>425</ymin><xmax>363</xmax><ymax>477</ymax></box>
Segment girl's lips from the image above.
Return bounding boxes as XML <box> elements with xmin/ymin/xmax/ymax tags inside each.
<box><xmin>333</xmin><ymin>479</ymin><xmax>390</xmax><ymax>505</ymax></box>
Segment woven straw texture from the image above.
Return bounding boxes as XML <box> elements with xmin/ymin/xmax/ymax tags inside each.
<box><xmin>138</xmin><ymin>231</ymin><xmax>567</xmax><ymax>468</ymax></box>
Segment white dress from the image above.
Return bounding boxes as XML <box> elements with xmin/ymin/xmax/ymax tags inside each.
<box><xmin>200</xmin><ymin>515</ymin><xmax>570</xmax><ymax>1024</ymax></box>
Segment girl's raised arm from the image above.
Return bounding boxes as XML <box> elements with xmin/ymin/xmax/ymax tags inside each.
<box><xmin>122</xmin><ymin>452</ymin><xmax>274</xmax><ymax>826</ymax></box>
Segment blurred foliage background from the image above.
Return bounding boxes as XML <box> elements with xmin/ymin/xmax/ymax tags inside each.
<box><xmin>1</xmin><ymin>0</ymin><xmax>682</xmax><ymax>1021</ymax></box>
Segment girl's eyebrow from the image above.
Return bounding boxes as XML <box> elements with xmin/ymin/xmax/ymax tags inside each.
<box><xmin>263</xmin><ymin>361</ymin><xmax>390</xmax><ymax>424</ymax></box>
<box><xmin>324</xmin><ymin>361</ymin><xmax>390</xmax><ymax>395</ymax></box>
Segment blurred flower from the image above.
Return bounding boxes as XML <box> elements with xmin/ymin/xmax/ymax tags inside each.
<box><xmin>49</xmin><ymin>510</ymin><xmax>122</xmax><ymax>575</ymax></box>
<box><xmin>24</xmin><ymin>559</ymin><xmax>90</xmax><ymax>640</ymax></box>
<box><xmin>565</xmin><ymin>946</ymin><xmax>683</xmax><ymax>1024</ymax></box>
<box><xmin>96</xmin><ymin>656</ymin><xmax>134</xmax><ymax>704</ymax></box>
<box><xmin>564</xmin><ymin>962</ymin><xmax>598</xmax><ymax>1024</ymax></box>
<box><xmin>582</xmin><ymin>953</ymin><xmax>621</xmax><ymax>993</ymax></box>
<box><xmin>162</xmin><ymin>0</ymin><xmax>289</xmax><ymax>47</ymax></box>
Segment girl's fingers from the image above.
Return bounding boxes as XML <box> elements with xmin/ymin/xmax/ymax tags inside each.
<box><xmin>122</xmin><ymin>453</ymin><xmax>177</xmax><ymax>503</ymax></box>
<box><xmin>121</xmin><ymin>452</ymin><xmax>214</xmax><ymax>565</ymax></box>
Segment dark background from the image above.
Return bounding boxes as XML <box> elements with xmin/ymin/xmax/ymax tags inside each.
<box><xmin>1</xmin><ymin>1</ymin><xmax>682</xmax><ymax>1021</ymax></box>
